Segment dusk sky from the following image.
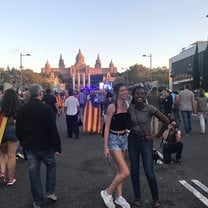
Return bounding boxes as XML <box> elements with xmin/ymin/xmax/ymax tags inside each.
<box><xmin>0</xmin><ymin>0</ymin><xmax>207</xmax><ymax>73</ymax></box>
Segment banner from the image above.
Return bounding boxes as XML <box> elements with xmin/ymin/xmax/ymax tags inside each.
<box><xmin>83</xmin><ymin>100</ymin><xmax>102</xmax><ymax>134</ymax></box>
<box><xmin>0</xmin><ymin>113</ymin><xmax>8</xmax><ymax>144</ymax></box>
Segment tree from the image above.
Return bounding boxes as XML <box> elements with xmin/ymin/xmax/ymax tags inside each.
<box><xmin>192</xmin><ymin>42</ymin><xmax>200</xmax><ymax>90</ymax></box>
<box><xmin>201</xmin><ymin>42</ymin><xmax>208</xmax><ymax>91</ymax></box>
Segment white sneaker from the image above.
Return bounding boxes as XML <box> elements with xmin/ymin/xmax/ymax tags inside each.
<box><xmin>46</xmin><ymin>193</ymin><xmax>57</xmax><ymax>201</ymax></box>
<box><xmin>115</xmin><ymin>196</ymin><xmax>130</xmax><ymax>208</ymax></box>
<box><xmin>100</xmin><ymin>190</ymin><xmax>115</xmax><ymax>208</ymax></box>
<box><xmin>33</xmin><ymin>202</ymin><xmax>41</xmax><ymax>208</ymax></box>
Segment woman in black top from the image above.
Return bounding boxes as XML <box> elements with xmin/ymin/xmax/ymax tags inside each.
<box><xmin>100</xmin><ymin>83</ymin><xmax>131</xmax><ymax>208</ymax></box>
<box><xmin>0</xmin><ymin>89</ymin><xmax>20</xmax><ymax>185</ymax></box>
<box><xmin>128</xmin><ymin>86</ymin><xmax>169</xmax><ymax>208</ymax></box>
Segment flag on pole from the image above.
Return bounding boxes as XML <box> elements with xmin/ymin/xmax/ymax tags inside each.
<box><xmin>0</xmin><ymin>113</ymin><xmax>8</xmax><ymax>144</ymax></box>
<box><xmin>83</xmin><ymin>100</ymin><xmax>102</xmax><ymax>134</ymax></box>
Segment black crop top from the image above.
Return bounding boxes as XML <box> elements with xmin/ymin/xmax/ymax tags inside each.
<box><xmin>110</xmin><ymin>112</ymin><xmax>131</xmax><ymax>131</ymax></box>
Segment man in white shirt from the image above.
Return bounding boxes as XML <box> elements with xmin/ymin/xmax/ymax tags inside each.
<box><xmin>64</xmin><ymin>89</ymin><xmax>80</xmax><ymax>139</ymax></box>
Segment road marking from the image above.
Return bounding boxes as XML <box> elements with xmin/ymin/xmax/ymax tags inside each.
<box><xmin>179</xmin><ymin>180</ymin><xmax>208</xmax><ymax>207</ymax></box>
<box><xmin>192</xmin><ymin>180</ymin><xmax>208</xmax><ymax>194</ymax></box>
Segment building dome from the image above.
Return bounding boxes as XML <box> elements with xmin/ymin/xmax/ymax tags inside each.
<box><xmin>76</xmin><ymin>49</ymin><xmax>85</xmax><ymax>64</ymax></box>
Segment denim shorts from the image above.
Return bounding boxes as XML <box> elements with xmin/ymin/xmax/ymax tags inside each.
<box><xmin>108</xmin><ymin>133</ymin><xmax>128</xmax><ymax>150</ymax></box>
<box><xmin>2</xmin><ymin>126</ymin><xmax>18</xmax><ymax>143</ymax></box>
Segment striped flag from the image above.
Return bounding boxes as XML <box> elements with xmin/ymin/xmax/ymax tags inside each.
<box><xmin>83</xmin><ymin>100</ymin><xmax>102</xmax><ymax>134</ymax></box>
<box><xmin>0</xmin><ymin>113</ymin><xmax>8</xmax><ymax>144</ymax></box>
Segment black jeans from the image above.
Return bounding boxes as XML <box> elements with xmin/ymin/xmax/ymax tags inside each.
<box><xmin>128</xmin><ymin>132</ymin><xmax>159</xmax><ymax>201</ymax></box>
<box><xmin>162</xmin><ymin>142</ymin><xmax>183</xmax><ymax>164</ymax></box>
<box><xmin>66</xmin><ymin>114</ymin><xmax>79</xmax><ymax>138</ymax></box>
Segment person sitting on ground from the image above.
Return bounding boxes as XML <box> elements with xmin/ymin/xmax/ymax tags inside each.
<box><xmin>162</xmin><ymin>119</ymin><xmax>183</xmax><ymax>164</ymax></box>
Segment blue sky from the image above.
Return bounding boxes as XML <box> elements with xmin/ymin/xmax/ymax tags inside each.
<box><xmin>0</xmin><ymin>0</ymin><xmax>207</xmax><ymax>73</ymax></box>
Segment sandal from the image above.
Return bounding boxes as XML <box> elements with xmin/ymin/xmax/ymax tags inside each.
<box><xmin>153</xmin><ymin>200</ymin><xmax>162</xmax><ymax>208</ymax></box>
<box><xmin>132</xmin><ymin>199</ymin><xmax>141</xmax><ymax>208</ymax></box>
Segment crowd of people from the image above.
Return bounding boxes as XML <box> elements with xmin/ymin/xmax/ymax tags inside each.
<box><xmin>0</xmin><ymin>82</ymin><xmax>208</xmax><ymax>208</ymax></box>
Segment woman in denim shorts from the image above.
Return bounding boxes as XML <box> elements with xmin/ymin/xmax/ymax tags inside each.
<box><xmin>100</xmin><ymin>83</ymin><xmax>131</xmax><ymax>208</ymax></box>
<box><xmin>0</xmin><ymin>89</ymin><xmax>20</xmax><ymax>185</ymax></box>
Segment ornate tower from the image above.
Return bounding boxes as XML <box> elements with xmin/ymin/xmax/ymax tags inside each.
<box><xmin>44</xmin><ymin>60</ymin><xmax>51</xmax><ymax>74</ymax></box>
<box><xmin>75</xmin><ymin>49</ymin><xmax>85</xmax><ymax>65</ymax></box>
<box><xmin>109</xmin><ymin>60</ymin><xmax>117</xmax><ymax>73</ymax></box>
<box><xmin>59</xmin><ymin>54</ymin><xmax>65</xmax><ymax>69</ymax></box>
<box><xmin>95</xmin><ymin>54</ymin><xmax>101</xmax><ymax>68</ymax></box>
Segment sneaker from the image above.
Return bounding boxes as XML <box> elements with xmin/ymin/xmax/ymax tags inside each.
<box><xmin>176</xmin><ymin>158</ymin><xmax>182</xmax><ymax>162</ymax></box>
<box><xmin>46</xmin><ymin>193</ymin><xmax>57</xmax><ymax>201</ymax></box>
<box><xmin>6</xmin><ymin>176</ymin><xmax>16</xmax><ymax>186</ymax></box>
<box><xmin>33</xmin><ymin>202</ymin><xmax>41</xmax><ymax>208</ymax></box>
<box><xmin>16</xmin><ymin>152</ymin><xmax>25</xmax><ymax>159</ymax></box>
<box><xmin>100</xmin><ymin>190</ymin><xmax>115</xmax><ymax>208</ymax></box>
<box><xmin>0</xmin><ymin>173</ymin><xmax>5</xmax><ymax>182</ymax></box>
<box><xmin>115</xmin><ymin>196</ymin><xmax>130</xmax><ymax>208</ymax></box>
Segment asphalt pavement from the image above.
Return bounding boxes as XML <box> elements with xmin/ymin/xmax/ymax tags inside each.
<box><xmin>0</xmin><ymin>114</ymin><xmax>208</xmax><ymax>208</ymax></box>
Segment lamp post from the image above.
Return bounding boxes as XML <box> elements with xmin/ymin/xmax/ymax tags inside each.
<box><xmin>20</xmin><ymin>52</ymin><xmax>30</xmax><ymax>85</ymax></box>
<box><xmin>142</xmin><ymin>54</ymin><xmax>152</xmax><ymax>82</ymax></box>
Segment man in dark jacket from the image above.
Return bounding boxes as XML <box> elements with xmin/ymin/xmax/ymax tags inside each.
<box><xmin>16</xmin><ymin>84</ymin><xmax>61</xmax><ymax>208</ymax></box>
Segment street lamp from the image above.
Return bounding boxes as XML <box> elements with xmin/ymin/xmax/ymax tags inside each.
<box><xmin>20</xmin><ymin>52</ymin><xmax>30</xmax><ymax>85</ymax></box>
<box><xmin>142</xmin><ymin>54</ymin><xmax>152</xmax><ymax>82</ymax></box>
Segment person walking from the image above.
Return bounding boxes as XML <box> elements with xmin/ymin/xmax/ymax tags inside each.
<box><xmin>78</xmin><ymin>89</ymin><xmax>87</xmax><ymax>119</ymax></box>
<box><xmin>16</xmin><ymin>84</ymin><xmax>61</xmax><ymax>208</ymax></box>
<box><xmin>146</xmin><ymin>87</ymin><xmax>161</xmax><ymax>135</ymax></box>
<box><xmin>64</xmin><ymin>88</ymin><xmax>80</xmax><ymax>139</ymax></box>
<box><xmin>177</xmin><ymin>84</ymin><xmax>195</xmax><ymax>136</ymax></box>
<box><xmin>162</xmin><ymin>89</ymin><xmax>173</xmax><ymax>120</ymax></box>
<box><xmin>128</xmin><ymin>85</ymin><xmax>169</xmax><ymax>208</ymax></box>
<box><xmin>196</xmin><ymin>88</ymin><xmax>208</xmax><ymax>134</ymax></box>
<box><xmin>101</xmin><ymin>83</ymin><xmax>131</xmax><ymax>208</ymax></box>
<box><xmin>43</xmin><ymin>88</ymin><xmax>58</xmax><ymax>118</ymax></box>
<box><xmin>0</xmin><ymin>89</ymin><xmax>20</xmax><ymax>185</ymax></box>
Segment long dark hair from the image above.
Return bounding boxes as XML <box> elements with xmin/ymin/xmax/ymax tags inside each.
<box><xmin>113</xmin><ymin>82</ymin><xmax>126</xmax><ymax>104</ymax></box>
<box><xmin>1</xmin><ymin>89</ymin><xmax>20</xmax><ymax>117</ymax></box>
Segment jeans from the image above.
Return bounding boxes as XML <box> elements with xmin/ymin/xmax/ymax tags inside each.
<box><xmin>162</xmin><ymin>142</ymin><xmax>183</xmax><ymax>164</ymax></box>
<box><xmin>198</xmin><ymin>112</ymin><xmax>206</xmax><ymax>133</ymax></box>
<box><xmin>128</xmin><ymin>132</ymin><xmax>159</xmax><ymax>201</ymax></box>
<box><xmin>181</xmin><ymin>111</ymin><xmax>192</xmax><ymax>134</ymax></box>
<box><xmin>26</xmin><ymin>149</ymin><xmax>56</xmax><ymax>206</ymax></box>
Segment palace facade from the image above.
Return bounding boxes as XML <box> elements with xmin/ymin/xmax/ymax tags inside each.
<box><xmin>41</xmin><ymin>49</ymin><xmax>117</xmax><ymax>91</ymax></box>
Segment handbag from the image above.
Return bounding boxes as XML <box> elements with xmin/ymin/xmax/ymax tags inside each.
<box><xmin>78</xmin><ymin>119</ymin><xmax>83</xmax><ymax>127</ymax></box>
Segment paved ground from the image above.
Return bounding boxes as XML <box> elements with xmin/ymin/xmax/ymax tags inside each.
<box><xmin>0</xmin><ymin>115</ymin><xmax>208</xmax><ymax>208</ymax></box>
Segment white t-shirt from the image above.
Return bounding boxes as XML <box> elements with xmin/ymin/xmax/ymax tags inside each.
<box><xmin>65</xmin><ymin>96</ymin><xmax>79</xmax><ymax>115</ymax></box>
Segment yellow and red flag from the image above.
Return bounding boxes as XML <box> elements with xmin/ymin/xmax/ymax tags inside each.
<box><xmin>0</xmin><ymin>113</ymin><xmax>8</xmax><ymax>144</ymax></box>
<box><xmin>83</xmin><ymin>100</ymin><xmax>102</xmax><ymax>134</ymax></box>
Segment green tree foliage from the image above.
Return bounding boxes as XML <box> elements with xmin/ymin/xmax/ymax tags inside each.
<box><xmin>117</xmin><ymin>64</ymin><xmax>169</xmax><ymax>86</ymax></box>
<box><xmin>192</xmin><ymin>42</ymin><xmax>201</xmax><ymax>90</ymax></box>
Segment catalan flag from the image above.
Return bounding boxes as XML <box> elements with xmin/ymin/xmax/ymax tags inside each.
<box><xmin>83</xmin><ymin>100</ymin><xmax>102</xmax><ymax>134</ymax></box>
<box><xmin>0</xmin><ymin>113</ymin><xmax>8</xmax><ymax>144</ymax></box>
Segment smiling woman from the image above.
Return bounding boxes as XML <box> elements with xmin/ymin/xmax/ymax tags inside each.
<box><xmin>101</xmin><ymin>82</ymin><xmax>132</xmax><ymax>208</ymax></box>
<box><xmin>128</xmin><ymin>85</ymin><xmax>169</xmax><ymax>208</ymax></box>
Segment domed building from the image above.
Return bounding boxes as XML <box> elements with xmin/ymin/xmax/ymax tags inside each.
<box><xmin>41</xmin><ymin>49</ymin><xmax>117</xmax><ymax>91</ymax></box>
